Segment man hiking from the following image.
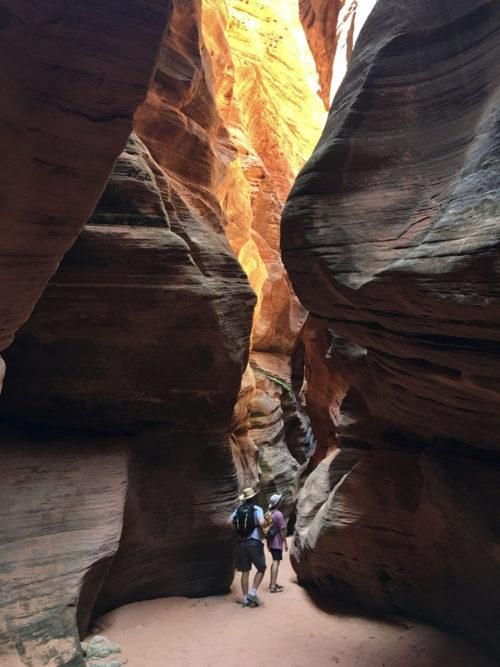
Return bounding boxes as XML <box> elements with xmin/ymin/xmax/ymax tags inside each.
<box><xmin>232</xmin><ymin>487</ymin><xmax>267</xmax><ymax>607</ymax></box>
<box><xmin>265</xmin><ymin>493</ymin><xmax>288</xmax><ymax>593</ymax></box>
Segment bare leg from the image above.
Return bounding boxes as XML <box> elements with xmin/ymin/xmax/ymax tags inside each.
<box><xmin>270</xmin><ymin>560</ymin><xmax>279</xmax><ymax>589</ymax></box>
<box><xmin>253</xmin><ymin>569</ymin><xmax>264</xmax><ymax>592</ymax></box>
<box><xmin>241</xmin><ymin>571</ymin><xmax>249</xmax><ymax>598</ymax></box>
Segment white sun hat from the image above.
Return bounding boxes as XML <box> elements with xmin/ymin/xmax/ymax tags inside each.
<box><xmin>268</xmin><ymin>493</ymin><xmax>282</xmax><ymax>509</ymax></box>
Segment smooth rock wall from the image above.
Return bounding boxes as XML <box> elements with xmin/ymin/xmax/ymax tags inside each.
<box><xmin>0</xmin><ymin>0</ymin><xmax>172</xmax><ymax>359</ymax></box>
<box><xmin>283</xmin><ymin>0</ymin><xmax>500</xmax><ymax>654</ymax></box>
<box><xmin>1</xmin><ymin>114</ymin><xmax>253</xmax><ymax>667</ymax></box>
<box><xmin>0</xmin><ymin>433</ymin><xmax>128</xmax><ymax>666</ymax></box>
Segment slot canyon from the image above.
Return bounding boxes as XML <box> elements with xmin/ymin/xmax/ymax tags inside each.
<box><xmin>0</xmin><ymin>0</ymin><xmax>498</xmax><ymax>665</ymax></box>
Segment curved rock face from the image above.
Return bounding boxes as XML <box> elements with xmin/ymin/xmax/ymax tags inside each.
<box><xmin>0</xmin><ymin>0</ymin><xmax>172</xmax><ymax>358</ymax></box>
<box><xmin>299</xmin><ymin>0</ymin><xmax>376</xmax><ymax>108</ymax></box>
<box><xmin>1</xmin><ymin>127</ymin><xmax>254</xmax><ymax>663</ymax></box>
<box><xmin>201</xmin><ymin>0</ymin><xmax>326</xmax><ymax>503</ymax></box>
<box><xmin>283</xmin><ymin>0</ymin><xmax>500</xmax><ymax>653</ymax></box>
<box><xmin>300</xmin><ymin>315</ymin><xmax>349</xmax><ymax>460</ymax></box>
<box><xmin>0</xmin><ymin>1</ymin><xmax>255</xmax><ymax>661</ymax></box>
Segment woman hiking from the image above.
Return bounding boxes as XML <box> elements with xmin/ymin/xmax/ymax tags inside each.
<box><xmin>265</xmin><ymin>493</ymin><xmax>288</xmax><ymax>592</ymax></box>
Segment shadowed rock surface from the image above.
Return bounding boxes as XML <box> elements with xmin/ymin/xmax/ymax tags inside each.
<box><xmin>0</xmin><ymin>433</ymin><xmax>128</xmax><ymax>667</ymax></box>
<box><xmin>283</xmin><ymin>0</ymin><xmax>500</xmax><ymax>655</ymax></box>
<box><xmin>0</xmin><ymin>9</ymin><xmax>255</xmax><ymax>656</ymax></box>
<box><xmin>0</xmin><ymin>0</ymin><xmax>172</xmax><ymax>360</ymax></box>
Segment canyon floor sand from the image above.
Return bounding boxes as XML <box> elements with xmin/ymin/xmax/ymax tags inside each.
<box><xmin>91</xmin><ymin>557</ymin><xmax>495</xmax><ymax>667</ymax></box>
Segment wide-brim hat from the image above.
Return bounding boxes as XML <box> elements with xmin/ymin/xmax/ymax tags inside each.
<box><xmin>268</xmin><ymin>493</ymin><xmax>282</xmax><ymax>509</ymax></box>
<box><xmin>239</xmin><ymin>487</ymin><xmax>257</xmax><ymax>501</ymax></box>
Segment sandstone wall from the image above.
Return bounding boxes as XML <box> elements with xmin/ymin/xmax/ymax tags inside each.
<box><xmin>0</xmin><ymin>0</ymin><xmax>172</xmax><ymax>362</ymax></box>
<box><xmin>282</xmin><ymin>0</ymin><xmax>500</xmax><ymax>654</ymax></box>
<box><xmin>201</xmin><ymin>0</ymin><xmax>326</xmax><ymax>506</ymax></box>
<box><xmin>299</xmin><ymin>0</ymin><xmax>376</xmax><ymax>108</ymax></box>
<box><xmin>0</xmin><ymin>1</ymin><xmax>255</xmax><ymax>663</ymax></box>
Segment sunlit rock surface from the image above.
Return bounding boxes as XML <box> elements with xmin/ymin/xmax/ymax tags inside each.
<box><xmin>203</xmin><ymin>0</ymin><xmax>325</xmax><ymax>354</ymax></box>
<box><xmin>202</xmin><ymin>0</ymin><xmax>326</xmax><ymax>498</ymax></box>
<box><xmin>283</xmin><ymin>0</ymin><xmax>500</xmax><ymax>653</ymax></box>
<box><xmin>299</xmin><ymin>0</ymin><xmax>376</xmax><ymax>108</ymax></box>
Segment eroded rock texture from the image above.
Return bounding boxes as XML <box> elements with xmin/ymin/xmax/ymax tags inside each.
<box><xmin>299</xmin><ymin>0</ymin><xmax>376</xmax><ymax>108</ymax></box>
<box><xmin>0</xmin><ymin>0</ymin><xmax>172</xmax><ymax>359</ymax></box>
<box><xmin>0</xmin><ymin>434</ymin><xmax>128</xmax><ymax>667</ymax></box>
<box><xmin>1</xmin><ymin>120</ymin><xmax>253</xmax><ymax>652</ymax></box>
<box><xmin>0</xmin><ymin>1</ymin><xmax>255</xmax><ymax>661</ymax></box>
<box><xmin>201</xmin><ymin>0</ymin><xmax>325</xmax><ymax>501</ymax></box>
<box><xmin>283</xmin><ymin>0</ymin><xmax>500</xmax><ymax>654</ymax></box>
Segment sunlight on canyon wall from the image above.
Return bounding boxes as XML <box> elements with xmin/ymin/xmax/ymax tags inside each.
<box><xmin>299</xmin><ymin>0</ymin><xmax>377</xmax><ymax>108</ymax></box>
<box><xmin>203</xmin><ymin>0</ymin><xmax>326</xmax><ymax>343</ymax></box>
<box><xmin>202</xmin><ymin>0</ymin><xmax>327</xmax><ymax>501</ymax></box>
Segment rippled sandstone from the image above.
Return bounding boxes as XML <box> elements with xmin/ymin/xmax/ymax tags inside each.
<box><xmin>0</xmin><ymin>0</ymin><xmax>172</xmax><ymax>365</ymax></box>
<box><xmin>201</xmin><ymin>0</ymin><xmax>326</xmax><ymax>504</ymax></box>
<box><xmin>0</xmin><ymin>1</ymin><xmax>255</xmax><ymax>663</ymax></box>
<box><xmin>283</xmin><ymin>0</ymin><xmax>500</xmax><ymax>654</ymax></box>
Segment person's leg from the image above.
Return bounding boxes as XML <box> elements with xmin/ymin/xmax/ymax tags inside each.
<box><xmin>269</xmin><ymin>549</ymin><xmax>284</xmax><ymax>591</ymax></box>
<box><xmin>248</xmin><ymin>541</ymin><xmax>267</xmax><ymax>605</ymax></box>
<box><xmin>252</xmin><ymin>569</ymin><xmax>264</xmax><ymax>592</ymax></box>
<box><xmin>270</xmin><ymin>560</ymin><xmax>279</xmax><ymax>589</ymax></box>
<box><xmin>241</xmin><ymin>571</ymin><xmax>249</xmax><ymax>597</ymax></box>
<box><xmin>236</xmin><ymin>541</ymin><xmax>251</xmax><ymax>604</ymax></box>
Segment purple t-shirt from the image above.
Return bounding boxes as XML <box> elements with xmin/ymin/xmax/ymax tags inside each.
<box><xmin>267</xmin><ymin>510</ymin><xmax>286</xmax><ymax>550</ymax></box>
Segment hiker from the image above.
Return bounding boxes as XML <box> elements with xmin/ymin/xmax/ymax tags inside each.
<box><xmin>231</xmin><ymin>487</ymin><xmax>267</xmax><ymax>607</ymax></box>
<box><xmin>265</xmin><ymin>493</ymin><xmax>288</xmax><ymax>593</ymax></box>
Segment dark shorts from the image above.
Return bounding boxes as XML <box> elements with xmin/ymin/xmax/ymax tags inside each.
<box><xmin>236</xmin><ymin>539</ymin><xmax>267</xmax><ymax>573</ymax></box>
<box><xmin>270</xmin><ymin>548</ymin><xmax>283</xmax><ymax>562</ymax></box>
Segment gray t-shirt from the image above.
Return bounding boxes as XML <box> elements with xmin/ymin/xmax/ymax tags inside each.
<box><xmin>231</xmin><ymin>504</ymin><xmax>264</xmax><ymax>540</ymax></box>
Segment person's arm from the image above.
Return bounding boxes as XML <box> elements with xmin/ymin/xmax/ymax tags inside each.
<box><xmin>278</xmin><ymin>512</ymin><xmax>288</xmax><ymax>551</ymax></box>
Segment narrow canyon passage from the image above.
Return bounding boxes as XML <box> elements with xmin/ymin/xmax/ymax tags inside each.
<box><xmin>87</xmin><ymin>559</ymin><xmax>495</xmax><ymax>667</ymax></box>
<box><xmin>0</xmin><ymin>0</ymin><xmax>499</xmax><ymax>666</ymax></box>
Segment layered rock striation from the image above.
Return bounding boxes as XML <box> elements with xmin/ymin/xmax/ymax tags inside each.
<box><xmin>0</xmin><ymin>0</ymin><xmax>172</xmax><ymax>361</ymax></box>
<box><xmin>201</xmin><ymin>0</ymin><xmax>326</xmax><ymax>506</ymax></box>
<box><xmin>299</xmin><ymin>0</ymin><xmax>376</xmax><ymax>108</ymax></box>
<box><xmin>283</xmin><ymin>0</ymin><xmax>500</xmax><ymax>654</ymax></box>
<box><xmin>0</xmin><ymin>1</ymin><xmax>255</xmax><ymax>663</ymax></box>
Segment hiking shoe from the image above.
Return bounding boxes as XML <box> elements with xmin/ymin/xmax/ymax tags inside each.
<box><xmin>247</xmin><ymin>593</ymin><xmax>261</xmax><ymax>606</ymax></box>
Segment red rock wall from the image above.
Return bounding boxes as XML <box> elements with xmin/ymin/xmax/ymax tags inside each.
<box><xmin>0</xmin><ymin>0</ymin><xmax>172</xmax><ymax>360</ymax></box>
<box><xmin>299</xmin><ymin>0</ymin><xmax>376</xmax><ymax>108</ymax></box>
<box><xmin>200</xmin><ymin>0</ymin><xmax>327</xmax><ymax>504</ymax></box>
<box><xmin>0</xmin><ymin>1</ymin><xmax>255</xmax><ymax>663</ymax></box>
<box><xmin>283</xmin><ymin>0</ymin><xmax>500</xmax><ymax>654</ymax></box>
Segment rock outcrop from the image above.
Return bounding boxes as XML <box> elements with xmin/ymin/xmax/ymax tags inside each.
<box><xmin>0</xmin><ymin>0</ymin><xmax>172</xmax><ymax>360</ymax></box>
<box><xmin>0</xmin><ymin>433</ymin><xmax>129</xmax><ymax>666</ymax></box>
<box><xmin>299</xmin><ymin>0</ymin><xmax>376</xmax><ymax>108</ymax></box>
<box><xmin>201</xmin><ymin>0</ymin><xmax>326</xmax><ymax>501</ymax></box>
<box><xmin>0</xmin><ymin>1</ymin><xmax>255</xmax><ymax>662</ymax></box>
<box><xmin>1</xmin><ymin>126</ymin><xmax>254</xmax><ymax>664</ymax></box>
<box><xmin>283</xmin><ymin>0</ymin><xmax>500</xmax><ymax>654</ymax></box>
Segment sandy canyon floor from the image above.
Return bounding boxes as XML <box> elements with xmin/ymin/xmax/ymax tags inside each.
<box><xmin>89</xmin><ymin>557</ymin><xmax>495</xmax><ymax>667</ymax></box>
